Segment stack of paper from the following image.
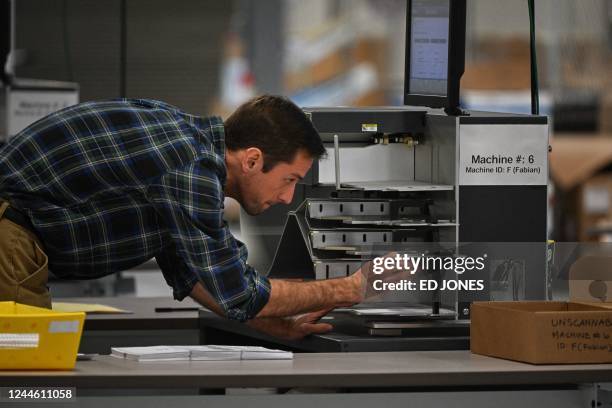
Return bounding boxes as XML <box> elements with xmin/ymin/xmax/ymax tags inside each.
<box><xmin>110</xmin><ymin>345</ymin><xmax>293</xmax><ymax>361</ymax></box>
<box><xmin>111</xmin><ymin>346</ymin><xmax>190</xmax><ymax>361</ymax></box>
<box><xmin>181</xmin><ymin>345</ymin><xmax>242</xmax><ymax>361</ymax></box>
<box><xmin>234</xmin><ymin>345</ymin><xmax>293</xmax><ymax>360</ymax></box>
<box><xmin>184</xmin><ymin>345</ymin><xmax>293</xmax><ymax>360</ymax></box>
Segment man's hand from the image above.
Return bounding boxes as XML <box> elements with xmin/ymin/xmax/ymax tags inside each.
<box><xmin>247</xmin><ymin>309</ymin><xmax>333</xmax><ymax>341</ymax></box>
<box><xmin>348</xmin><ymin>253</ymin><xmax>413</xmax><ymax>302</ymax></box>
<box><xmin>288</xmin><ymin>309</ymin><xmax>334</xmax><ymax>340</ymax></box>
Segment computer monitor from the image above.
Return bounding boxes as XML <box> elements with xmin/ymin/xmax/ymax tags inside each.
<box><xmin>404</xmin><ymin>0</ymin><xmax>466</xmax><ymax>115</ymax></box>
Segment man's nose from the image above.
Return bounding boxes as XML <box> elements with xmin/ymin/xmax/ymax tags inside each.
<box><xmin>278</xmin><ymin>185</ymin><xmax>295</xmax><ymax>205</ymax></box>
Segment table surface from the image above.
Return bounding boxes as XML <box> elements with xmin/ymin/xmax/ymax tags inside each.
<box><xmin>8</xmin><ymin>298</ymin><xmax>612</xmax><ymax>390</ymax></box>
<box><xmin>55</xmin><ymin>296</ymin><xmax>202</xmax><ymax>330</ymax></box>
<box><xmin>1</xmin><ymin>351</ymin><xmax>611</xmax><ymax>389</ymax></box>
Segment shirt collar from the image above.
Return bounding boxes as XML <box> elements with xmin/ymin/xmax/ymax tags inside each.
<box><xmin>198</xmin><ymin>115</ymin><xmax>227</xmax><ymax>186</ymax></box>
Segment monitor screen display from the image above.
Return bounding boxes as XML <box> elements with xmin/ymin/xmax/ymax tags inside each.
<box><xmin>408</xmin><ymin>0</ymin><xmax>450</xmax><ymax>96</ymax></box>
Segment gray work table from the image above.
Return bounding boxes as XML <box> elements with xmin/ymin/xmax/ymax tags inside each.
<box><xmin>199</xmin><ymin>309</ymin><xmax>470</xmax><ymax>352</ymax></box>
<box><xmin>0</xmin><ymin>351</ymin><xmax>611</xmax><ymax>389</ymax></box>
<box><xmin>15</xmin><ymin>299</ymin><xmax>612</xmax><ymax>407</ymax></box>
<box><xmin>59</xmin><ymin>296</ymin><xmax>202</xmax><ymax>330</ymax></box>
<box><xmin>55</xmin><ymin>296</ymin><xmax>204</xmax><ymax>353</ymax></box>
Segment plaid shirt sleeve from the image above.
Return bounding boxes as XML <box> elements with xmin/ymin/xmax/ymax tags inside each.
<box><xmin>147</xmin><ymin>159</ymin><xmax>271</xmax><ymax>322</ymax></box>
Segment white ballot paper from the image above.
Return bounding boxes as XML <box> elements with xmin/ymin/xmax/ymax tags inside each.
<box><xmin>110</xmin><ymin>345</ymin><xmax>293</xmax><ymax>362</ymax></box>
<box><xmin>111</xmin><ymin>346</ymin><xmax>190</xmax><ymax>361</ymax></box>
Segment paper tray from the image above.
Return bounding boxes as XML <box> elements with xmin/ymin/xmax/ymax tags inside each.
<box><xmin>0</xmin><ymin>301</ymin><xmax>85</xmax><ymax>370</ymax></box>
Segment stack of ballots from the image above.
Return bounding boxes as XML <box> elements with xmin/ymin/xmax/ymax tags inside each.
<box><xmin>111</xmin><ymin>345</ymin><xmax>293</xmax><ymax>362</ymax></box>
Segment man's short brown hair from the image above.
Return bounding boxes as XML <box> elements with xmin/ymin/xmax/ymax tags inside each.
<box><xmin>224</xmin><ymin>95</ymin><xmax>326</xmax><ymax>172</ymax></box>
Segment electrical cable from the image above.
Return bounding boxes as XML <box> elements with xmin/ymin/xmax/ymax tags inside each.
<box><xmin>528</xmin><ymin>0</ymin><xmax>539</xmax><ymax>115</ymax></box>
<box><xmin>61</xmin><ymin>0</ymin><xmax>73</xmax><ymax>82</ymax></box>
<box><xmin>120</xmin><ymin>0</ymin><xmax>126</xmax><ymax>98</ymax></box>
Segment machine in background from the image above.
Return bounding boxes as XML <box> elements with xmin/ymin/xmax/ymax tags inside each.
<box><xmin>0</xmin><ymin>0</ymin><xmax>79</xmax><ymax>143</ymax></box>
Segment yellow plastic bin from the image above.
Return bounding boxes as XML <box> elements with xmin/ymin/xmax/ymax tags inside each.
<box><xmin>0</xmin><ymin>301</ymin><xmax>85</xmax><ymax>370</ymax></box>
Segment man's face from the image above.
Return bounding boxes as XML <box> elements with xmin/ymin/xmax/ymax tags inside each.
<box><xmin>239</xmin><ymin>149</ymin><xmax>313</xmax><ymax>216</ymax></box>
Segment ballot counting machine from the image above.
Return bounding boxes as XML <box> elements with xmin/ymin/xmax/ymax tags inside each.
<box><xmin>238</xmin><ymin>0</ymin><xmax>550</xmax><ymax>341</ymax></box>
<box><xmin>263</xmin><ymin>107</ymin><xmax>549</xmax><ymax>335</ymax></box>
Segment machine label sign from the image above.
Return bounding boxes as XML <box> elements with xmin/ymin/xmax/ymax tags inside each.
<box><xmin>361</xmin><ymin>123</ymin><xmax>378</xmax><ymax>132</ymax></box>
<box><xmin>459</xmin><ymin>124</ymin><xmax>548</xmax><ymax>185</ymax></box>
<box><xmin>7</xmin><ymin>90</ymin><xmax>79</xmax><ymax>140</ymax></box>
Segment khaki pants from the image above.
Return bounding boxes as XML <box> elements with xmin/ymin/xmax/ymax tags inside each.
<box><xmin>0</xmin><ymin>201</ymin><xmax>51</xmax><ymax>308</ymax></box>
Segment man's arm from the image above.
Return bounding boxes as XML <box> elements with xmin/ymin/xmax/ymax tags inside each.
<box><xmin>256</xmin><ymin>273</ymin><xmax>363</xmax><ymax>318</ymax></box>
<box><xmin>189</xmin><ymin>282</ymin><xmax>335</xmax><ymax>339</ymax></box>
<box><xmin>189</xmin><ymin>271</ymin><xmax>364</xmax><ymax>319</ymax></box>
<box><xmin>189</xmin><ymin>281</ymin><xmax>227</xmax><ymax>316</ymax></box>
<box><xmin>149</xmin><ymin>162</ymin><xmax>271</xmax><ymax>321</ymax></box>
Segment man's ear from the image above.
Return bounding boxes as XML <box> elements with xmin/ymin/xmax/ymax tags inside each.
<box><xmin>242</xmin><ymin>147</ymin><xmax>264</xmax><ymax>173</ymax></box>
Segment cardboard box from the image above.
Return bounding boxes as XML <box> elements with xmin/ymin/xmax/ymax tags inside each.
<box><xmin>600</xmin><ymin>91</ymin><xmax>612</xmax><ymax>133</ymax></box>
<box><xmin>462</xmin><ymin>38</ymin><xmax>533</xmax><ymax>91</ymax></box>
<box><xmin>471</xmin><ymin>301</ymin><xmax>612</xmax><ymax>364</ymax></box>
<box><xmin>284</xmin><ymin>38</ymin><xmax>387</xmax><ymax>93</ymax></box>
<box><xmin>285</xmin><ymin>48</ymin><xmax>349</xmax><ymax>92</ymax></box>
<box><xmin>550</xmin><ymin>135</ymin><xmax>612</xmax><ymax>241</ymax></box>
<box><xmin>578</xmin><ymin>175</ymin><xmax>612</xmax><ymax>241</ymax></box>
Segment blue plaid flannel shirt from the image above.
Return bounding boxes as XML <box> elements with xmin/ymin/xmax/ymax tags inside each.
<box><xmin>0</xmin><ymin>99</ymin><xmax>270</xmax><ymax>321</ymax></box>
